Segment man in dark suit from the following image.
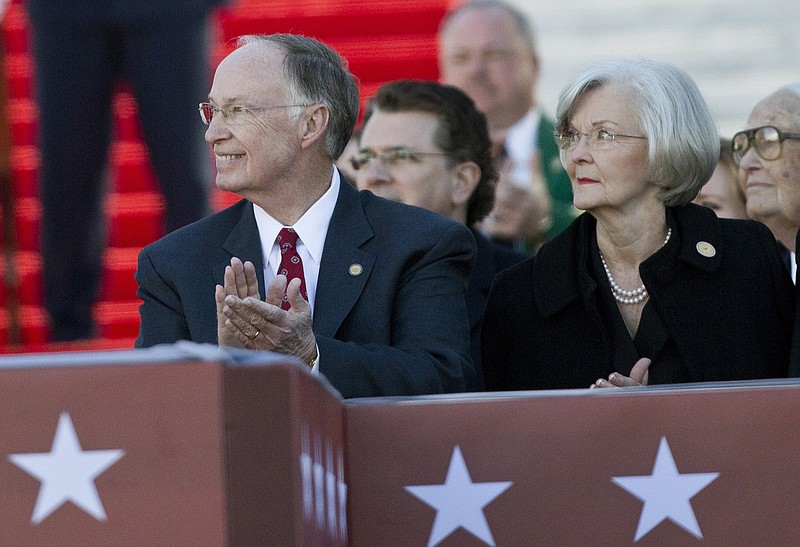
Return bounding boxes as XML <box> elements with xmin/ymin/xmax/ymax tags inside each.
<box><xmin>353</xmin><ymin>80</ymin><xmax>526</xmax><ymax>390</ymax></box>
<box><xmin>438</xmin><ymin>0</ymin><xmax>576</xmax><ymax>250</ymax></box>
<box><xmin>134</xmin><ymin>34</ymin><xmax>476</xmax><ymax>399</ymax></box>
<box><xmin>26</xmin><ymin>0</ymin><xmax>221</xmax><ymax>340</ymax></box>
<box><xmin>736</xmin><ymin>83</ymin><xmax>800</xmax><ymax>375</ymax></box>
<box><xmin>737</xmin><ymin>84</ymin><xmax>800</xmax><ymax>283</ymax></box>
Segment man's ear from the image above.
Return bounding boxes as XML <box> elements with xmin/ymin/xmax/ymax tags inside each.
<box><xmin>299</xmin><ymin>104</ymin><xmax>330</xmax><ymax>149</ymax></box>
<box><xmin>451</xmin><ymin>161</ymin><xmax>481</xmax><ymax>206</ymax></box>
<box><xmin>530</xmin><ymin>51</ymin><xmax>541</xmax><ymax>80</ymax></box>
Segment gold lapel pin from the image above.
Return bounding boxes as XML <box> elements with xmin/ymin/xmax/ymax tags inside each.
<box><xmin>696</xmin><ymin>241</ymin><xmax>716</xmax><ymax>257</ymax></box>
<box><xmin>348</xmin><ymin>263</ymin><xmax>363</xmax><ymax>276</ymax></box>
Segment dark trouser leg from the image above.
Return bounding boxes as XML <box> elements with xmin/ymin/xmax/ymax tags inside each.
<box><xmin>124</xmin><ymin>16</ymin><xmax>212</xmax><ymax>233</ymax></box>
<box><xmin>29</xmin><ymin>20</ymin><xmax>116</xmax><ymax>340</ymax></box>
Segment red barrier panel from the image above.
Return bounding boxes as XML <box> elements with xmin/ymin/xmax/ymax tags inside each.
<box><xmin>345</xmin><ymin>383</ymin><xmax>800</xmax><ymax>545</ymax></box>
<box><xmin>0</xmin><ymin>345</ymin><xmax>345</xmax><ymax>546</ymax></box>
<box><xmin>3</xmin><ymin>344</ymin><xmax>799</xmax><ymax>545</ymax></box>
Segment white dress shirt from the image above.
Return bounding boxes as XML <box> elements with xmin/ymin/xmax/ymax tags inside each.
<box><xmin>251</xmin><ymin>167</ymin><xmax>341</xmax><ymax>373</ymax></box>
<box><xmin>252</xmin><ymin>168</ymin><xmax>340</xmax><ymax>315</ymax></box>
<box><xmin>504</xmin><ymin>108</ymin><xmax>542</xmax><ymax>187</ymax></box>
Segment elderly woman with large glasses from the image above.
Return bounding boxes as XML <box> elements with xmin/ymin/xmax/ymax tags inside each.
<box><xmin>481</xmin><ymin>59</ymin><xmax>794</xmax><ymax>392</ymax></box>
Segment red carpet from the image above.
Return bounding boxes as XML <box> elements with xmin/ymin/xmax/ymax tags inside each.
<box><xmin>0</xmin><ymin>0</ymin><xmax>449</xmax><ymax>352</ymax></box>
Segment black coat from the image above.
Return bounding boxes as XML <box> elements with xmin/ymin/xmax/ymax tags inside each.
<box><xmin>466</xmin><ymin>229</ymin><xmax>528</xmax><ymax>390</ymax></box>
<box><xmin>482</xmin><ymin>204</ymin><xmax>794</xmax><ymax>391</ymax></box>
<box><xmin>790</xmin><ymin>231</ymin><xmax>800</xmax><ymax>377</ymax></box>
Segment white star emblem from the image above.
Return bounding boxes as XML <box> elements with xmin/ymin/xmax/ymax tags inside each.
<box><xmin>612</xmin><ymin>436</ymin><xmax>719</xmax><ymax>541</ymax></box>
<box><xmin>405</xmin><ymin>445</ymin><xmax>512</xmax><ymax>547</ymax></box>
<box><xmin>8</xmin><ymin>412</ymin><xmax>125</xmax><ymax>524</ymax></box>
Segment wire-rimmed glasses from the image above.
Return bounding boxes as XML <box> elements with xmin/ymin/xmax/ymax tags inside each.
<box><xmin>198</xmin><ymin>102</ymin><xmax>308</xmax><ymax>125</ymax></box>
<box><xmin>349</xmin><ymin>148</ymin><xmax>451</xmax><ymax>170</ymax></box>
<box><xmin>554</xmin><ymin>128</ymin><xmax>647</xmax><ymax>151</ymax></box>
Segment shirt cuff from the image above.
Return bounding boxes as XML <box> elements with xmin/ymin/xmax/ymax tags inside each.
<box><xmin>309</xmin><ymin>343</ymin><xmax>320</xmax><ymax>375</ymax></box>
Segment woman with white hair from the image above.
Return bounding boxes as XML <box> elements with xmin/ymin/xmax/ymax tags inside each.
<box><xmin>481</xmin><ymin>58</ymin><xmax>794</xmax><ymax>390</ymax></box>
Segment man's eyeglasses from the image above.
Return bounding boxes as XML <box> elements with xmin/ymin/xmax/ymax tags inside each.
<box><xmin>731</xmin><ymin>125</ymin><xmax>800</xmax><ymax>163</ymax></box>
<box><xmin>349</xmin><ymin>149</ymin><xmax>451</xmax><ymax>170</ymax></box>
<box><xmin>198</xmin><ymin>102</ymin><xmax>308</xmax><ymax>126</ymax></box>
<box><xmin>554</xmin><ymin>128</ymin><xmax>647</xmax><ymax>151</ymax></box>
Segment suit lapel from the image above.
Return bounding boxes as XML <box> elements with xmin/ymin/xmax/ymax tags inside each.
<box><xmin>215</xmin><ymin>201</ymin><xmax>267</xmax><ymax>297</ymax></box>
<box><xmin>314</xmin><ymin>183</ymin><xmax>375</xmax><ymax>337</ymax></box>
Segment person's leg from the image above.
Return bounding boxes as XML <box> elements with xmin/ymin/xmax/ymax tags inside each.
<box><xmin>29</xmin><ymin>19</ymin><xmax>117</xmax><ymax>340</ymax></box>
<box><xmin>124</xmin><ymin>16</ymin><xmax>212</xmax><ymax>234</ymax></box>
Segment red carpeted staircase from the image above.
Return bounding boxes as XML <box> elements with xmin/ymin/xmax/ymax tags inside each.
<box><xmin>0</xmin><ymin>0</ymin><xmax>449</xmax><ymax>353</ymax></box>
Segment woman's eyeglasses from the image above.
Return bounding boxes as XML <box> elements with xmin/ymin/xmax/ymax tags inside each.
<box><xmin>554</xmin><ymin>128</ymin><xmax>647</xmax><ymax>151</ymax></box>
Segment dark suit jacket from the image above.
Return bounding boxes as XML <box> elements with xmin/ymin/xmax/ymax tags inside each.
<box><xmin>466</xmin><ymin>228</ymin><xmax>527</xmax><ymax>390</ymax></box>
<box><xmin>482</xmin><ymin>203</ymin><xmax>794</xmax><ymax>391</ymax></box>
<box><xmin>135</xmin><ymin>181</ymin><xmax>476</xmax><ymax>398</ymax></box>
<box><xmin>790</xmin><ymin>230</ymin><xmax>800</xmax><ymax>377</ymax></box>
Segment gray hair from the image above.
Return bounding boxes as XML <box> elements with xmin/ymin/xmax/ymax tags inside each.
<box><xmin>780</xmin><ymin>83</ymin><xmax>800</xmax><ymax>98</ymax></box>
<box><xmin>555</xmin><ymin>58</ymin><xmax>719</xmax><ymax>206</ymax></box>
<box><xmin>771</xmin><ymin>83</ymin><xmax>800</xmax><ymax>114</ymax></box>
<box><xmin>237</xmin><ymin>34</ymin><xmax>360</xmax><ymax>159</ymax></box>
<box><xmin>439</xmin><ymin>0</ymin><xmax>537</xmax><ymax>54</ymax></box>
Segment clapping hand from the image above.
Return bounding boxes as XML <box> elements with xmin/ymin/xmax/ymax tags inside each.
<box><xmin>215</xmin><ymin>257</ymin><xmax>317</xmax><ymax>365</ymax></box>
<box><xmin>590</xmin><ymin>358</ymin><xmax>651</xmax><ymax>389</ymax></box>
<box><xmin>479</xmin><ymin>153</ymin><xmax>552</xmax><ymax>247</ymax></box>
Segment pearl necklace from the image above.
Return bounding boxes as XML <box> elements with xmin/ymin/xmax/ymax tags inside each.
<box><xmin>599</xmin><ymin>228</ymin><xmax>672</xmax><ymax>305</ymax></box>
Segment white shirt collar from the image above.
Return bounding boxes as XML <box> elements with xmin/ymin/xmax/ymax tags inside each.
<box><xmin>253</xmin><ymin>167</ymin><xmax>339</xmax><ymax>264</ymax></box>
<box><xmin>252</xmin><ymin>167</ymin><xmax>340</xmax><ymax>312</ymax></box>
<box><xmin>504</xmin><ymin>108</ymin><xmax>542</xmax><ymax>186</ymax></box>
<box><xmin>286</xmin><ymin>168</ymin><xmax>339</xmax><ymax>265</ymax></box>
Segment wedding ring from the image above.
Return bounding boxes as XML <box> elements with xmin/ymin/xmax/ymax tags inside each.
<box><xmin>249</xmin><ymin>329</ymin><xmax>260</xmax><ymax>340</ymax></box>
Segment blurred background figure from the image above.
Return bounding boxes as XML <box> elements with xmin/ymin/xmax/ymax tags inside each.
<box><xmin>693</xmin><ymin>137</ymin><xmax>748</xmax><ymax>220</ymax></box>
<box><xmin>438</xmin><ymin>0</ymin><xmax>576</xmax><ymax>251</ymax></box>
<box><xmin>25</xmin><ymin>0</ymin><xmax>224</xmax><ymax>341</ymax></box>
<box><xmin>736</xmin><ymin>84</ymin><xmax>800</xmax><ymax>282</ymax></box>
<box><xmin>354</xmin><ymin>79</ymin><xmax>527</xmax><ymax>389</ymax></box>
